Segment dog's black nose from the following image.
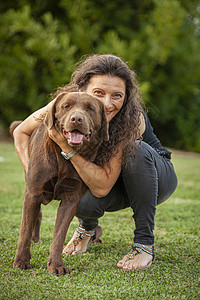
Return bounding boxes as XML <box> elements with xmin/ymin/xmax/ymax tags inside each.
<box><xmin>70</xmin><ymin>115</ymin><xmax>83</xmax><ymax>124</ymax></box>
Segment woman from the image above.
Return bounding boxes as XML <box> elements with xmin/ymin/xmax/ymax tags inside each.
<box><xmin>13</xmin><ymin>54</ymin><xmax>177</xmax><ymax>270</ymax></box>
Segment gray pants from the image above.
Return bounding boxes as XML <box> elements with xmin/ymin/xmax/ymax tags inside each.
<box><xmin>76</xmin><ymin>141</ymin><xmax>178</xmax><ymax>245</ymax></box>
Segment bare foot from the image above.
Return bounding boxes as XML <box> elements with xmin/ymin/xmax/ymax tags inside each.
<box><xmin>63</xmin><ymin>226</ymin><xmax>102</xmax><ymax>256</ymax></box>
<box><xmin>117</xmin><ymin>245</ymin><xmax>154</xmax><ymax>270</ymax></box>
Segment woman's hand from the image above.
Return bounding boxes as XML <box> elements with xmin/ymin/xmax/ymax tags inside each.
<box><xmin>48</xmin><ymin>127</ymin><xmax>73</xmax><ymax>154</ymax></box>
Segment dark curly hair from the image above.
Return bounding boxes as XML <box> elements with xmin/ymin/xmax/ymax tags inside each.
<box><xmin>53</xmin><ymin>54</ymin><xmax>143</xmax><ymax>167</ymax></box>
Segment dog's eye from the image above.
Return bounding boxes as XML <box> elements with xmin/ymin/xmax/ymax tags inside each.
<box><xmin>86</xmin><ymin>105</ymin><xmax>95</xmax><ymax>112</ymax></box>
<box><xmin>62</xmin><ymin>104</ymin><xmax>70</xmax><ymax>109</ymax></box>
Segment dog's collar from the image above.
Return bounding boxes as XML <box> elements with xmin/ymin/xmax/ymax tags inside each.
<box><xmin>61</xmin><ymin>150</ymin><xmax>77</xmax><ymax>160</ymax></box>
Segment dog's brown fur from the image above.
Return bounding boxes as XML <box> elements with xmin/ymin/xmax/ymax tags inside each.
<box><xmin>11</xmin><ymin>92</ymin><xmax>109</xmax><ymax>276</ymax></box>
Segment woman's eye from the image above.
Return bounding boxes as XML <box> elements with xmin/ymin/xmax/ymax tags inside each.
<box><xmin>113</xmin><ymin>94</ymin><xmax>122</xmax><ymax>99</ymax></box>
<box><xmin>94</xmin><ymin>90</ymin><xmax>103</xmax><ymax>96</ymax></box>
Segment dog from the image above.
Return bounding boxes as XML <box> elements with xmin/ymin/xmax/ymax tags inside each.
<box><xmin>11</xmin><ymin>92</ymin><xmax>109</xmax><ymax>276</ymax></box>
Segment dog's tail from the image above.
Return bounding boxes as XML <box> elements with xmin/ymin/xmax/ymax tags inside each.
<box><xmin>9</xmin><ymin>121</ymin><xmax>22</xmax><ymax>138</ymax></box>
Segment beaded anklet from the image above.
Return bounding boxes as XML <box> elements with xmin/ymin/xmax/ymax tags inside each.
<box><xmin>127</xmin><ymin>243</ymin><xmax>155</xmax><ymax>261</ymax></box>
<box><xmin>73</xmin><ymin>226</ymin><xmax>96</xmax><ymax>252</ymax></box>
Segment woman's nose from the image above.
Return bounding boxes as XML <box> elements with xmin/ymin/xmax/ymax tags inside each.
<box><xmin>103</xmin><ymin>95</ymin><xmax>112</xmax><ymax>108</ymax></box>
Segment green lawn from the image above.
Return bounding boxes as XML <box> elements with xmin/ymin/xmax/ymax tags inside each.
<box><xmin>0</xmin><ymin>142</ymin><xmax>199</xmax><ymax>299</ymax></box>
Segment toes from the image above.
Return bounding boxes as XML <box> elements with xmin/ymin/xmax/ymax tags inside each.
<box><xmin>63</xmin><ymin>251</ymin><xmax>70</xmax><ymax>256</ymax></box>
<box><xmin>117</xmin><ymin>261</ymin><xmax>123</xmax><ymax>268</ymax></box>
<box><xmin>117</xmin><ymin>255</ymin><xmax>129</xmax><ymax>269</ymax></box>
<box><xmin>117</xmin><ymin>253</ymin><xmax>142</xmax><ymax>271</ymax></box>
<box><xmin>117</xmin><ymin>247</ymin><xmax>154</xmax><ymax>271</ymax></box>
<box><xmin>122</xmin><ymin>261</ymin><xmax>136</xmax><ymax>270</ymax></box>
<box><xmin>63</xmin><ymin>244</ymin><xmax>74</xmax><ymax>256</ymax></box>
<box><xmin>121</xmin><ymin>257</ymin><xmax>147</xmax><ymax>270</ymax></box>
<box><xmin>72</xmin><ymin>251</ymin><xmax>81</xmax><ymax>255</ymax></box>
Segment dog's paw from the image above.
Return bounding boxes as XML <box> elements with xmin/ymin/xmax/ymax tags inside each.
<box><xmin>13</xmin><ymin>259</ymin><xmax>31</xmax><ymax>270</ymax></box>
<box><xmin>48</xmin><ymin>260</ymin><xmax>70</xmax><ymax>276</ymax></box>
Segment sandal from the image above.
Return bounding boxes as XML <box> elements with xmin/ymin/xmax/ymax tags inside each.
<box><xmin>127</xmin><ymin>243</ymin><xmax>155</xmax><ymax>262</ymax></box>
<box><xmin>63</xmin><ymin>226</ymin><xmax>102</xmax><ymax>255</ymax></box>
<box><xmin>118</xmin><ymin>243</ymin><xmax>155</xmax><ymax>270</ymax></box>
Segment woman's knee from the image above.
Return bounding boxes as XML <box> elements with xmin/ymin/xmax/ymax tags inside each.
<box><xmin>76</xmin><ymin>190</ymin><xmax>106</xmax><ymax>219</ymax></box>
<box><xmin>135</xmin><ymin>141</ymin><xmax>155</xmax><ymax>161</ymax></box>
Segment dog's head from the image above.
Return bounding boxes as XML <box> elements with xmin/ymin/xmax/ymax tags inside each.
<box><xmin>45</xmin><ymin>92</ymin><xmax>109</xmax><ymax>152</ymax></box>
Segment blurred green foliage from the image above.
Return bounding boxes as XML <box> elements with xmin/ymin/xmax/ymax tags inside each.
<box><xmin>0</xmin><ymin>0</ymin><xmax>200</xmax><ymax>151</ymax></box>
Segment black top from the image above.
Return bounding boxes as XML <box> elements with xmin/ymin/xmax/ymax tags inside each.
<box><xmin>142</xmin><ymin>114</ymin><xmax>171</xmax><ymax>159</ymax></box>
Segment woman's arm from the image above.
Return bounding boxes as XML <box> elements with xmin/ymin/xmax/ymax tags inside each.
<box><xmin>13</xmin><ymin>100</ymin><xmax>55</xmax><ymax>173</ymax></box>
<box><xmin>139</xmin><ymin>112</ymin><xmax>146</xmax><ymax>136</ymax></box>
<box><xmin>48</xmin><ymin>128</ymin><xmax>122</xmax><ymax>198</ymax></box>
<box><xmin>71</xmin><ymin>152</ymin><xmax>122</xmax><ymax>198</ymax></box>
<box><xmin>48</xmin><ymin>112</ymin><xmax>146</xmax><ymax>198</ymax></box>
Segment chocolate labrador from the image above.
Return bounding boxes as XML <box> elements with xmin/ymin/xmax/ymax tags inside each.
<box><xmin>11</xmin><ymin>92</ymin><xmax>109</xmax><ymax>276</ymax></box>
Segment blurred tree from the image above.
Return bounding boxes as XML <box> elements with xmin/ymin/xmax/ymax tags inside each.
<box><xmin>0</xmin><ymin>5</ymin><xmax>76</xmax><ymax>124</ymax></box>
<box><xmin>0</xmin><ymin>0</ymin><xmax>199</xmax><ymax>152</ymax></box>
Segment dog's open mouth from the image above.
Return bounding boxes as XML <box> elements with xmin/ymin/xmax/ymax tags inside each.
<box><xmin>63</xmin><ymin>129</ymin><xmax>91</xmax><ymax>145</ymax></box>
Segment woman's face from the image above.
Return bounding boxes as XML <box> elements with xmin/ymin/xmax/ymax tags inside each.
<box><xmin>84</xmin><ymin>75</ymin><xmax>126</xmax><ymax>122</ymax></box>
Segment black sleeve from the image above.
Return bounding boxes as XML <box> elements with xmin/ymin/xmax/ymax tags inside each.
<box><xmin>142</xmin><ymin>113</ymin><xmax>171</xmax><ymax>159</ymax></box>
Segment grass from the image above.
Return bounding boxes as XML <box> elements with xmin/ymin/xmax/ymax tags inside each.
<box><xmin>0</xmin><ymin>142</ymin><xmax>199</xmax><ymax>299</ymax></box>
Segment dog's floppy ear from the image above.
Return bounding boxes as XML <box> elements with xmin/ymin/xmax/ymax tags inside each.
<box><xmin>44</xmin><ymin>93</ymin><xmax>66</xmax><ymax>129</ymax></box>
<box><xmin>44</xmin><ymin>103</ymin><xmax>56</xmax><ymax>130</ymax></box>
<box><xmin>100</xmin><ymin>105</ymin><xmax>109</xmax><ymax>142</ymax></box>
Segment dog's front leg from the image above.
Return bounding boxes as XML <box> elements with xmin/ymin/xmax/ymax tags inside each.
<box><xmin>48</xmin><ymin>197</ymin><xmax>78</xmax><ymax>276</ymax></box>
<box><xmin>13</xmin><ymin>189</ymin><xmax>41</xmax><ymax>270</ymax></box>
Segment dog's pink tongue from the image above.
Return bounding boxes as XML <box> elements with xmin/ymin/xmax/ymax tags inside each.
<box><xmin>68</xmin><ymin>132</ymin><xmax>84</xmax><ymax>144</ymax></box>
